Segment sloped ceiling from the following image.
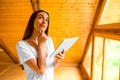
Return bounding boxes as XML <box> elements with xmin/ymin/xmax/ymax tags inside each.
<box><xmin>0</xmin><ymin>0</ymin><xmax>33</xmax><ymax>63</ymax></box>
<box><xmin>39</xmin><ymin>0</ymin><xmax>99</xmax><ymax>66</ymax></box>
<box><xmin>0</xmin><ymin>0</ymin><xmax>120</xmax><ymax>68</ymax></box>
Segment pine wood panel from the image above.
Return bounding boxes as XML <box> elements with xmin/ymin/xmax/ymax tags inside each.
<box><xmin>0</xmin><ymin>0</ymin><xmax>33</xmax><ymax>61</ymax></box>
<box><xmin>0</xmin><ymin>0</ymin><xmax>99</xmax><ymax>66</ymax></box>
<box><xmin>0</xmin><ymin>51</ymin><xmax>13</xmax><ymax>63</ymax></box>
<box><xmin>0</xmin><ymin>0</ymin><xmax>120</xmax><ymax>79</ymax></box>
<box><xmin>0</xmin><ymin>65</ymin><xmax>83</xmax><ymax>80</ymax></box>
<box><xmin>0</xmin><ymin>65</ymin><xmax>26</xmax><ymax>80</ymax></box>
<box><xmin>54</xmin><ymin>67</ymin><xmax>84</xmax><ymax>80</ymax></box>
<box><xmin>40</xmin><ymin>0</ymin><xmax>99</xmax><ymax>65</ymax></box>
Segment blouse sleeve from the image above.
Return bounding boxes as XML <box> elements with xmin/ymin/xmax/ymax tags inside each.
<box><xmin>16</xmin><ymin>41</ymin><xmax>35</xmax><ymax>64</ymax></box>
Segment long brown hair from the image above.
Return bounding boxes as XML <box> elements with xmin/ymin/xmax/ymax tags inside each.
<box><xmin>22</xmin><ymin>10</ymin><xmax>50</xmax><ymax>40</ymax></box>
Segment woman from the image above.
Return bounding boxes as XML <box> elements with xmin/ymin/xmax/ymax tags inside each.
<box><xmin>16</xmin><ymin>10</ymin><xmax>64</xmax><ymax>80</ymax></box>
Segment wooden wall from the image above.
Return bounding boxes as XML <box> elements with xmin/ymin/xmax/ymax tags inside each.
<box><xmin>0</xmin><ymin>0</ymin><xmax>120</xmax><ymax>80</ymax></box>
<box><xmin>40</xmin><ymin>0</ymin><xmax>99</xmax><ymax>66</ymax></box>
<box><xmin>0</xmin><ymin>0</ymin><xmax>32</xmax><ymax>62</ymax></box>
<box><xmin>0</xmin><ymin>0</ymin><xmax>99</xmax><ymax>66</ymax></box>
<box><xmin>0</xmin><ymin>0</ymin><xmax>99</xmax><ymax>80</ymax></box>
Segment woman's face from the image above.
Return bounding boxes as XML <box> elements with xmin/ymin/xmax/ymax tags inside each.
<box><xmin>34</xmin><ymin>12</ymin><xmax>49</xmax><ymax>32</ymax></box>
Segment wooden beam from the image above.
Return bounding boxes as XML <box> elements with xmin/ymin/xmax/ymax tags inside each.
<box><xmin>94</xmin><ymin>29</ymin><xmax>120</xmax><ymax>41</ymax></box>
<box><xmin>0</xmin><ymin>38</ymin><xmax>18</xmax><ymax>64</ymax></box>
<box><xmin>119</xmin><ymin>65</ymin><xmax>120</xmax><ymax>80</ymax></box>
<box><xmin>96</xmin><ymin>23</ymin><xmax>120</xmax><ymax>29</ymax></box>
<box><xmin>80</xmin><ymin>0</ymin><xmax>107</xmax><ymax>64</ymax></box>
<box><xmin>90</xmin><ymin>35</ymin><xmax>95</xmax><ymax>80</ymax></box>
<box><xmin>30</xmin><ymin>0</ymin><xmax>40</xmax><ymax>11</ymax></box>
<box><xmin>101</xmin><ymin>38</ymin><xmax>106</xmax><ymax>80</ymax></box>
<box><xmin>95</xmin><ymin>29</ymin><xmax>120</xmax><ymax>35</ymax></box>
<box><xmin>79</xmin><ymin>64</ymin><xmax>89</xmax><ymax>80</ymax></box>
<box><xmin>95</xmin><ymin>22</ymin><xmax>120</xmax><ymax>41</ymax></box>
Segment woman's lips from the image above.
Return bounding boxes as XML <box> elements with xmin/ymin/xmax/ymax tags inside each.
<box><xmin>40</xmin><ymin>24</ymin><xmax>46</xmax><ymax>28</ymax></box>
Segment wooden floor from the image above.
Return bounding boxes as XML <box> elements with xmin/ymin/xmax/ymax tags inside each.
<box><xmin>55</xmin><ymin>66</ymin><xmax>84</xmax><ymax>80</ymax></box>
<box><xmin>0</xmin><ymin>64</ymin><xmax>26</xmax><ymax>80</ymax></box>
<box><xmin>0</xmin><ymin>64</ymin><xmax>83</xmax><ymax>80</ymax></box>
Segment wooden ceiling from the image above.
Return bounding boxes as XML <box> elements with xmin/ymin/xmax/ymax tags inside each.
<box><xmin>0</xmin><ymin>0</ymin><xmax>120</xmax><ymax>68</ymax></box>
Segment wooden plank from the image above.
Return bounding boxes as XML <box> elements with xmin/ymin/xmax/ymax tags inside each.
<box><xmin>0</xmin><ymin>65</ymin><xmax>26</xmax><ymax>80</ymax></box>
<box><xmin>55</xmin><ymin>67</ymin><xmax>83</xmax><ymax>80</ymax></box>
<box><xmin>0</xmin><ymin>63</ymin><xmax>14</xmax><ymax>75</ymax></box>
<box><xmin>79</xmin><ymin>64</ymin><xmax>89</xmax><ymax>80</ymax></box>
<box><xmin>40</xmin><ymin>0</ymin><xmax>99</xmax><ymax>67</ymax></box>
<box><xmin>94</xmin><ymin>29</ymin><xmax>120</xmax><ymax>35</ymax></box>
<box><xmin>30</xmin><ymin>0</ymin><xmax>39</xmax><ymax>11</ymax></box>
<box><xmin>94</xmin><ymin>29</ymin><xmax>120</xmax><ymax>40</ymax></box>
<box><xmin>90</xmin><ymin>35</ymin><xmax>95</xmax><ymax>80</ymax></box>
<box><xmin>96</xmin><ymin>23</ymin><xmax>120</xmax><ymax>29</ymax></box>
<box><xmin>0</xmin><ymin>0</ymin><xmax>29</xmax><ymax>3</ymax></box>
<box><xmin>0</xmin><ymin>38</ymin><xmax>18</xmax><ymax>63</ymax></box>
<box><xmin>0</xmin><ymin>51</ymin><xmax>14</xmax><ymax>63</ymax></box>
<box><xmin>80</xmin><ymin>0</ymin><xmax>107</xmax><ymax>64</ymax></box>
<box><xmin>0</xmin><ymin>65</ymin><xmax>83</xmax><ymax>80</ymax></box>
<box><xmin>40</xmin><ymin>0</ymin><xmax>98</xmax><ymax>3</ymax></box>
<box><xmin>0</xmin><ymin>0</ymin><xmax>32</xmax><ymax>65</ymax></box>
<box><xmin>101</xmin><ymin>38</ymin><xmax>105</xmax><ymax>80</ymax></box>
<box><xmin>119</xmin><ymin>65</ymin><xmax>120</xmax><ymax>80</ymax></box>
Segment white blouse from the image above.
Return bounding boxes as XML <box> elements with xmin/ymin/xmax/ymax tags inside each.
<box><xmin>16</xmin><ymin>37</ymin><xmax>55</xmax><ymax>80</ymax></box>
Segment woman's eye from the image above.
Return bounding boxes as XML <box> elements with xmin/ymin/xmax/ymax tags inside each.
<box><xmin>46</xmin><ymin>19</ymin><xmax>48</xmax><ymax>22</ymax></box>
<box><xmin>38</xmin><ymin>16</ymin><xmax>43</xmax><ymax>19</ymax></box>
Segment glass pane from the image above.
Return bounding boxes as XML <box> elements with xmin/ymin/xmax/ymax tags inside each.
<box><xmin>83</xmin><ymin>44</ymin><xmax>92</xmax><ymax>76</ymax></box>
<box><xmin>93</xmin><ymin>36</ymin><xmax>104</xmax><ymax>80</ymax></box>
<box><xmin>105</xmin><ymin>39</ymin><xmax>120</xmax><ymax>80</ymax></box>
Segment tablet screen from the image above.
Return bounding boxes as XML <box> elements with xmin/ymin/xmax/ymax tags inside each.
<box><xmin>50</xmin><ymin>36</ymin><xmax>79</xmax><ymax>57</ymax></box>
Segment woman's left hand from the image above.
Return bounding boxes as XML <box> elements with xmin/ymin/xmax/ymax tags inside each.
<box><xmin>55</xmin><ymin>49</ymin><xmax>65</xmax><ymax>60</ymax></box>
<box><xmin>53</xmin><ymin>49</ymin><xmax>65</xmax><ymax>67</ymax></box>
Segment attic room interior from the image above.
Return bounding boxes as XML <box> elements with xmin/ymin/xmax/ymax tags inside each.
<box><xmin>0</xmin><ymin>0</ymin><xmax>120</xmax><ymax>80</ymax></box>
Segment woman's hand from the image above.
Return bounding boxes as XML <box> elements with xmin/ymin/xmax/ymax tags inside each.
<box><xmin>37</xmin><ymin>30</ymin><xmax>48</xmax><ymax>72</ymax></box>
<box><xmin>38</xmin><ymin>30</ymin><xmax>48</xmax><ymax>43</ymax></box>
<box><xmin>54</xmin><ymin>49</ymin><xmax>65</xmax><ymax>67</ymax></box>
<box><xmin>38</xmin><ymin>30</ymin><xmax>48</xmax><ymax>57</ymax></box>
<box><xmin>55</xmin><ymin>49</ymin><xmax>65</xmax><ymax>60</ymax></box>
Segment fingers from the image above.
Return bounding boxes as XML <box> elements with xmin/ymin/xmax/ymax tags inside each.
<box><xmin>61</xmin><ymin>49</ymin><xmax>64</xmax><ymax>54</ymax></box>
<box><xmin>38</xmin><ymin>30</ymin><xmax>48</xmax><ymax>42</ymax></box>
<box><xmin>39</xmin><ymin>30</ymin><xmax>44</xmax><ymax>36</ymax></box>
<box><xmin>55</xmin><ymin>52</ymin><xmax>65</xmax><ymax>60</ymax></box>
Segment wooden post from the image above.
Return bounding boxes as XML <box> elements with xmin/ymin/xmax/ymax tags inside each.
<box><xmin>91</xmin><ymin>33</ymin><xmax>94</xmax><ymax>80</ymax></box>
<box><xmin>101</xmin><ymin>38</ymin><xmax>106</xmax><ymax>80</ymax></box>
<box><xmin>119</xmin><ymin>65</ymin><xmax>120</xmax><ymax>80</ymax></box>
<box><xmin>0</xmin><ymin>38</ymin><xmax>18</xmax><ymax>63</ymax></box>
<box><xmin>30</xmin><ymin>0</ymin><xmax>40</xmax><ymax>11</ymax></box>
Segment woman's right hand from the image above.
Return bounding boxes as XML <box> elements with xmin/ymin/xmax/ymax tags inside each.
<box><xmin>38</xmin><ymin>30</ymin><xmax>48</xmax><ymax>43</ymax></box>
<box><xmin>37</xmin><ymin>30</ymin><xmax>48</xmax><ymax>72</ymax></box>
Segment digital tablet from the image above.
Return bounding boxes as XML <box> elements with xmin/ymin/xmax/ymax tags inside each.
<box><xmin>50</xmin><ymin>36</ymin><xmax>79</xmax><ymax>57</ymax></box>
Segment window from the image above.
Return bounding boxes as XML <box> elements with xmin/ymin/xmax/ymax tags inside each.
<box><xmin>83</xmin><ymin>36</ymin><xmax>120</xmax><ymax>80</ymax></box>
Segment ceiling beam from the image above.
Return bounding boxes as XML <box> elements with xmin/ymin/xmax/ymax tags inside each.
<box><xmin>0</xmin><ymin>38</ymin><xmax>18</xmax><ymax>64</ymax></box>
<box><xmin>94</xmin><ymin>23</ymin><xmax>120</xmax><ymax>40</ymax></box>
<box><xmin>30</xmin><ymin>0</ymin><xmax>40</xmax><ymax>11</ymax></box>
<box><xmin>94</xmin><ymin>29</ymin><xmax>120</xmax><ymax>41</ymax></box>
<box><xmin>96</xmin><ymin>23</ymin><xmax>120</xmax><ymax>29</ymax></box>
<box><xmin>80</xmin><ymin>0</ymin><xmax>107</xmax><ymax>64</ymax></box>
